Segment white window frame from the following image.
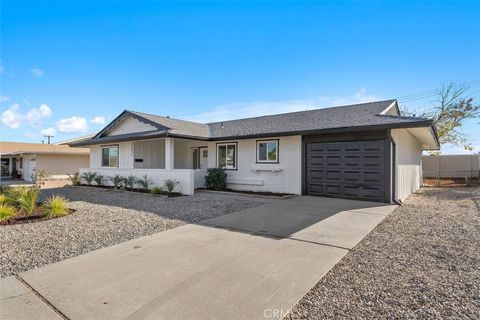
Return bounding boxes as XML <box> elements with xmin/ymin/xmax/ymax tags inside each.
<box><xmin>256</xmin><ymin>140</ymin><xmax>279</xmax><ymax>163</ymax></box>
<box><xmin>216</xmin><ymin>142</ymin><xmax>237</xmax><ymax>170</ymax></box>
<box><xmin>101</xmin><ymin>145</ymin><xmax>119</xmax><ymax>168</ymax></box>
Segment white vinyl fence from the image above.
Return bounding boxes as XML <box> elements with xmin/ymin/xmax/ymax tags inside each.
<box><xmin>422</xmin><ymin>154</ymin><xmax>480</xmax><ymax>178</ymax></box>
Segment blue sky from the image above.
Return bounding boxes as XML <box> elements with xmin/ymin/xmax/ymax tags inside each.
<box><xmin>1</xmin><ymin>1</ymin><xmax>479</xmax><ymax>153</ymax></box>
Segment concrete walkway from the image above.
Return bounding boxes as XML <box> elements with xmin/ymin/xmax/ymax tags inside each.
<box><xmin>1</xmin><ymin>196</ymin><xmax>396</xmax><ymax>320</ymax></box>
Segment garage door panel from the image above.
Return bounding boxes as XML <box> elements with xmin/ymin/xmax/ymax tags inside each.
<box><xmin>306</xmin><ymin>140</ymin><xmax>386</xmax><ymax>202</ymax></box>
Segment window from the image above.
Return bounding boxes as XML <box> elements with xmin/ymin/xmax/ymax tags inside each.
<box><xmin>217</xmin><ymin>143</ymin><xmax>237</xmax><ymax>169</ymax></box>
<box><xmin>102</xmin><ymin>145</ymin><xmax>119</xmax><ymax>167</ymax></box>
<box><xmin>202</xmin><ymin>150</ymin><xmax>208</xmax><ymax>158</ymax></box>
<box><xmin>257</xmin><ymin>140</ymin><xmax>278</xmax><ymax>163</ymax></box>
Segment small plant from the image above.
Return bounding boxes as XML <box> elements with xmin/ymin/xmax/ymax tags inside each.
<box><xmin>32</xmin><ymin>169</ymin><xmax>49</xmax><ymax>187</ymax></box>
<box><xmin>68</xmin><ymin>172</ymin><xmax>81</xmax><ymax>186</ymax></box>
<box><xmin>81</xmin><ymin>171</ymin><xmax>97</xmax><ymax>186</ymax></box>
<box><xmin>151</xmin><ymin>187</ymin><xmax>165</xmax><ymax>195</ymax></box>
<box><xmin>14</xmin><ymin>187</ymin><xmax>40</xmax><ymax>216</ymax></box>
<box><xmin>136</xmin><ymin>174</ymin><xmax>153</xmax><ymax>190</ymax></box>
<box><xmin>42</xmin><ymin>195</ymin><xmax>69</xmax><ymax>218</ymax></box>
<box><xmin>94</xmin><ymin>174</ymin><xmax>105</xmax><ymax>186</ymax></box>
<box><xmin>0</xmin><ymin>204</ymin><xmax>17</xmax><ymax>222</ymax></box>
<box><xmin>124</xmin><ymin>174</ymin><xmax>137</xmax><ymax>190</ymax></box>
<box><xmin>0</xmin><ymin>185</ymin><xmax>12</xmax><ymax>195</ymax></box>
<box><xmin>164</xmin><ymin>179</ymin><xmax>179</xmax><ymax>194</ymax></box>
<box><xmin>205</xmin><ymin>168</ymin><xmax>227</xmax><ymax>191</ymax></box>
<box><xmin>109</xmin><ymin>175</ymin><xmax>125</xmax><ymax>189</ymax></box>
<box><xmin>0</xmin><ymin>194</ymin><xmax>9</xmax><ymax>205</ymax></box>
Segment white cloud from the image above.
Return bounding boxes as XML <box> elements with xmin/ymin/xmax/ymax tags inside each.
<box><xmin>1</xmin><ymin>103</ymin><xmax>52</xmax><ymax>129</ymax></box>
<box><xmin>40</xmin><ymin>127</ymin><xmax>56</xmax><ymax>136</ymax></box>
<box><xmin>0</xmin><ymin>96</ymin><xmax>8</xmax><ymax>102</ymax></box>
<box><xmin>184</xmin><ymin>88</ymin><xmax>381</xmax><ymax>123</ymax></box>
<box><xmin>90</xmin><ymin>116</ymin><xmax>105</xmax><ymax>125</ymax></box>
<box><xmin>57</xmin><ymin>116</ymin><xmax>88</xmax><ymax>133</ymax></box>
<box><xmin>30</xmin><ymin>68</ymin><xmax>44</xmax><ymax>77</ymax></box>
<box><xmin>1</xmin><ymin>104</ymin><xmax>22</xmax><ymax>129</ymax></box>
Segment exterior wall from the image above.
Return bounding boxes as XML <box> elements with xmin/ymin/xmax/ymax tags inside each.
<box><xmin>207</xmin><ymin>135</ymin><xmax>302</xmax><ymax>194</ymax></box>
<box><xmin>90</xmin><ymin>141</ymin><xmax>133</xmax><ymax>169</ymax></box>
<box><xmin>36</xmin><ymin>154</ymin><xmax>90</xmax><ymax>175</ymax></box>
<box><xmin>79</xmin><ymin>167</ymin><xmax>195</xmax><ymax>195</ymax></box>
<box><xmin>107</xmin><ymin>116</ymin><xmax>157</xmax><ymax>136</ymax></box>
<box><xmin>133</xmin><ymin>139</ymin><xmax>165</xmax><ymax>169</ymax></box>
<box><xmin>391</xmin><ymin>128</ymin><xmax>423</xmax><ymax>202</ymax></box>
<box><xmin>422</xmin><ymin>154</ymin><xmax>480</xmax><ymax>178</ymax></box>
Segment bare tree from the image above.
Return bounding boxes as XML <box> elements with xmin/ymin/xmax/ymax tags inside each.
<box><xmin>401</xmin><ymin>82</ymin><xmax>480</xmax><ymax>151</ymax></box>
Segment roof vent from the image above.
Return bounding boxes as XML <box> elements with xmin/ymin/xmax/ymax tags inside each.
<box><xmin>166</xmin><ymin>115</ymin><xmax>170</xmax><ymax>118</ymax></box>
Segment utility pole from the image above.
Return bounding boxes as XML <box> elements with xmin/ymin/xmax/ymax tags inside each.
<box><xmin>43</xmin><ymin>135</ymin><xmax>54</xmax><ymax>144</ymax></box>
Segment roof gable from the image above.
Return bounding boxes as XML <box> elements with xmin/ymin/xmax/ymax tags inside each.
<box><xmin>106</xmin><ymin>116</ymin><xmax>159</xmax><ymax>136</ymax></box>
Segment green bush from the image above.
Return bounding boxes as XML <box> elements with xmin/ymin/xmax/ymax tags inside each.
<box><xmin>0</xmin><ymin>194</ymin><xmax>9</xmax><ymax>205</ymax></box>
<box><xmin>14</xmin><ymin>187</ymin><xmax>40</xmax><ymax>216</ymax></box>
<box><xmin>124</xmin><ymin>174</ymin><xmax>137</xmax><ymax>190</ymax></box>
<box><xmin>205</xmin><ymin>168</ymin><xmax>227</xmax><ymax>191</ymax></box>
<box><xmin>81</xmin><ymin>171</ymin><xmax>97</xmax><ymax>186</ymax></box>
<box><xmin>68</xmin><ymin>172</ymin><xmax>81</xmax><ymax>186</ymax></box>
<box><xmin>136</xmin><ymin>174</ymin><xmax>153</xmax><ymax>190</ymax></box>
<box><xmin>0</xmin><ymin>185</ymin><xmax>12</xmax><ymax>195</ymax></box>
<box><xmin>109</xmin><ymin>175</ymin><xmax>125</xmax><ymax>189</ymax></box>
<box><xmin>94</xmin><ymin>174</ymin><xmax>105</xmax><ymax>186</ymax></box>
<box><xmin>151</xmin><ymin>187</ymin><xmax>165</xmax><ymax>195</ymax></box>
<box><xmin>42</xmin><ymin>195</ymin><xmax>69</xmax><ymax>218</ymax></box>
<box><xmin>164</xmin><ymin>179</ymin><xmax>179</xmax><ymax>194</ymax></box>
<box><xmin>0</xmin><ymin>204</ymin><xmax>17</xmax><ymax>222</ymax></box>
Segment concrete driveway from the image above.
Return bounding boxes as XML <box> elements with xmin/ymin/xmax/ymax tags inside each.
<box><xmin>1</xmin><ymin>196</ymin><xmax>396</xmax><ymax>320</ymax></box>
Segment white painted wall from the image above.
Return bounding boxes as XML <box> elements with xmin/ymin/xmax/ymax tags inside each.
<box><xmin>107</xmin><ymin>116</ymin><xmax>157</xmax><ymax>136</ymax></box>
<box><xmin>133</xmin><ymin>139</ymin><xmax>165</xmax><ymax>169</ymax></box>
<box><xmin>79</xmin><ymin>167</ymin><xmax>195</xmax><ymax>195</ymax></box>
<box><xmin>90</xmin><ymin>141</ymin><xmax>133</xmax><ymax>169</ymax></box>
<box><xmin>391</xmin><ymin>128</ymin><xmax>423</xmax><ymax>202</ymax></box>
<box><xmin>206</xmin><ymin>135</ymin><xmax>302</xmax><ymax>194</ymax></box>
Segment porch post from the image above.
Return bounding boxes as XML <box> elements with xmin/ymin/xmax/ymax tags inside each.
<box><xmin>165</xmin><ymin>138</ymin><xmax>174</xmax><ymax>169</ymax></box>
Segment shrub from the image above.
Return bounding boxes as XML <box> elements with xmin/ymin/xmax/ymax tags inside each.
<box><xmin>0</xmin><ymin>204</ymin><xmax>17</xmax><ymax>222</ymax></box>
<box><xmin>94</xmin><ymin>174</ymin><xmax>105</xmax><ymax>186</ymax></box>
<box><xmin>68</xmin><ymin>172</ymin><xmax>81</xmax><ymax>186</ymax></box>
<box><xmin>164</xmin><ymin>179</ymin><xmax>179</xmax><ymax>194</ymax></box>
<box><xmin>0</xmin><ymin>194</ymin><xmax>9</xmax><ymax>205</ymax></box>
<box><xmin>109</xmin><ymin>175</ymin><xmax>125</xmax><ymax>189</ymax></box>
<box><xmin>0</xmin><ymin>185</ymin><xmax>12</xmax><ymax>195</ymax></box>
<box><xmin>205</xmin><ymin>168</ymin><xmax>227</xmax><ymax>191</ymax></box>
<box><xmin>81</xmin><ymin>171</ymin><xmax>97</xmax><ymax>186</ymax></box>
<box><xmin>42</xmin><ymin>195</ymin><xmax>69</xmax><ymax>218</ymax></box>
<box><xmin>124</xmin><ymin>175</ymin><xmax>137</xmax><ymax>190</ymax></box>
<box><xmin>151</xmin><ymin>187</ymin><xmax>165</xmax><ymax>195</ymax></box>
<box><xmin>14</xmin><ymin>187</ymin><xmax>40</xmax><ymax>216</ymax></box>
<box><xmin>32</xmin><ymin>169</ymin><xmax>49</xmax><ymax>187</ymax></box>
<box><xmin>136</xmin><ymin>174</ymin><xmax>153</xmax><ymax>190</ymax></box>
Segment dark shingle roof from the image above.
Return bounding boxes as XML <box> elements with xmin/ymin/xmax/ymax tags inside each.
<box><xmin>128</xmin><ymin>110</ymin><xmax>210</xmax><ymax>138</ymax></box>
<box><xmin>207</xmin><ymin>99</ymin><xmax>431</xmax><ymax>138</ymax></box>
<box><xmin>72</xmin><ymin>99</ymin><xmax>435</xmax><ymax>146</ymax></box>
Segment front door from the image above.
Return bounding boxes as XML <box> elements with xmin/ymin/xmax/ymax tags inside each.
<box><xmin>199</xmin><ymin>147</ymin><xmax>208</xmax><ymax>169</ymax></box>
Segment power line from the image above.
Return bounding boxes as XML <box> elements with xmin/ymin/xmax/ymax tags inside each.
<box><xmin>397</xmin><ymin>81</ymin><xmax>480</xmax><ymax>103</ymax></box>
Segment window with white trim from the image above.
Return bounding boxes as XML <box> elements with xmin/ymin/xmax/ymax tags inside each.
<box><xmin>217</xmin><ymin>143</ymin><xmax>237</xmax><ymax>169</ymax></box>
<box><xmin>257</xmin><ymin>140</ymin><xmax>278</xmax><ymax>163</ymax></box>
<box><xmin>102</xmin><ymin>145</ymin><xmax>119</xmax><ymax>167</ymax></box>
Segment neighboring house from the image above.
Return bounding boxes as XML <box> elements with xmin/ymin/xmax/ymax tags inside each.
<box><xmin>71</xmin><ymin>100</ymin><xmax>439</xmax><ymax>202</ymax></box>
<box><xmin>0</xmin><ymin>142</ymin><xmax>90</xmax><ymax>182</ymax></box>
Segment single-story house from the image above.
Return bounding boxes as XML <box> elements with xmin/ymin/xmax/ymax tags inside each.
<box><xmin>71</xmin><ymin>99</ymin><xmax>439</xmax><ymax>202</ymax></box>
<box><xmin>0</xmin><ymin>142</ymin><xmax>90</xmax><ymax>182</ymax></box>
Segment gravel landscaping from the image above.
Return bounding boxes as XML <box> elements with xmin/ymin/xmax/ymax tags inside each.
<box><xmin>286</xmin><ymin>187</ymin><xmax>480</xmax><ymax>319</ymax></box>
<box><xmin>0</xmin><ymin>186</ymin><xmax>263</xmax><ymax>278</ymax></box>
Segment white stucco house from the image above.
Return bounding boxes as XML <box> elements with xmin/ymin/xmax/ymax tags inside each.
<box><xmin>71</xmin><ymin>100</ymin><xmax>439</xmax><ymax>203</ymax></box>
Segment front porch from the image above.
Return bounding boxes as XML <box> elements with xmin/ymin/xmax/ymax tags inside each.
<box><xmin>81</xmin><ymin>137</ymin><xmax>210</xmax><ymax>195</ymax></box>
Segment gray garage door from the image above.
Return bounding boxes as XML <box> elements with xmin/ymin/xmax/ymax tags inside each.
<box><xmin>306</xmin><ymin>140</ymin><xmax>386</xmax><ymax>202</ymax></box>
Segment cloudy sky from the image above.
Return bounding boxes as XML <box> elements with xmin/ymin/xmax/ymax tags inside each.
<box><xmin>1</xmin><ymin>1</ymin><xmax>479</xmax><ymax>153</ymax></box>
